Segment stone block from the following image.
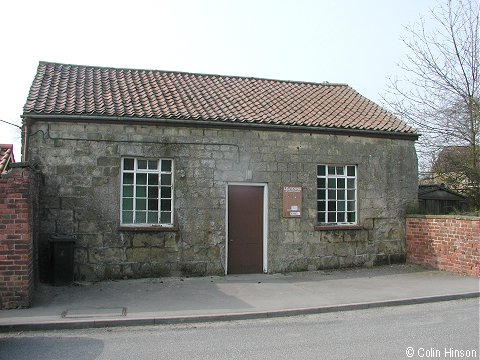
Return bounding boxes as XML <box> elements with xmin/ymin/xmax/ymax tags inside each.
<box><xmin>88</xmin><ymin>248</ymin><xmax>103</xmax><ymax>264</ymax></box>
<box><xmin>372</xmin><ymin>219</ymin><xmax>404</xmax><ymax>242</ymax></box>
<box><xmin>362</xmin><ymin>218</ymin><xmax>374</xmax><ymax>230</ymax></box>
<box><xmin>376</xmin><ymin>240</ymin><xmax>403</xmax><ymax>255</ymax></box>
<box><xmin>164</xmin><ymin>233</ymin><xmax>178</xmax><ymax>250</ymax></box>
<box><xmin>87</xmin><ymin>132</ymin><xmax>102</xmax><ymax>140</ymax></box>
<box><xmin>149</xmin><ymin>262</ymin><xmax>172</xmax><ymax>277</ymax></box>
<box><xmin>56</xmin><ymin>219</ymin><xmax>77</xmax><ymax>234</ymax></box>
<box><xmin>72</xmin><ymin>186</ymin><xmax>92</xmax><ymax>197</ymax></box>
<box><xmin>323</xmin><ymin>231</ymin><xmax>344</xmax><ymax>243</ymax></box>
<box><xmin>335</xmin><ymin>243</ymin><xmax>356</xmax><ymax>257</ymax></box>
<box><xmin>338</xmin><ymin>255</ymin><xmax>356</xmax><ymax>268</ymax></box>
<box><xmin>104</xmin><ymin>264</ymin><xmax>123</xmax><ymax>279</ymax></box>
<box><xmin>306</xmin><ymin>243</ymin><xmax>327</xmax><ymax>256</ymax></box>
<box><xmin>132</xmin><ymin>233</ymin><xmax>165</xmax><ymax>248</ymax></box>
<box><xmin>97</xmin><ymin>157</ymin><xmax>119</xmax><ymax>167</ymax></box>
<box><xmin>120</xmin><ymin>263</ymin><xmax>135</xmax><ymax>278</ymax></box>
<box><xmin>126</xmin><ymin>248</ymin><xmax>150</xmax><ymax>262</ymax></box>
<box><xmin>92</xmin><ymin>177</ymin><xmax>110</xmax><ymax>186</ymax></box>
<box><xmin>74</xmin><ymin>144</ymin><xmax>91</xmax><ymax>156</ymax></box>
<box><xmin>150</xmin><ymin>247</ymin><xmax>168</xmax><ymax>260</ymax></box>
<box><xmin>77</xmin><ymin>221</ymin><xmax>100</xmax><ymax>234</ymax></box>
<box><xmin>74</xmin><ymin>248</ymin><xmax>87</xmax><ymax>264</ymax></box>
<box><xmin>355</xmin><ymin>241</ymin><xmax>368</xmax><ymax>255</ymax></box>
<box><xmin>105</xmin><ymin>144</ymin><xmax>119</xmax><ymax>155</ymax></box>
<box><xmin>353</xmin><ymin>254</ymin><xmax>369</xmax><ymax>266</ymax></box>
<box><xmin>320</xmin><ymin>256</ymin><xmax>339</xmax><ymax>269</ymax></box>
<box><xmin>103</xmin><ymin>247</ymin><xmax>125</xmax><ymax>263</ymax></box>
<box><xmin>214</xmin><ymin>170</ymin><xmax>244</xmax><ymax>182</ymax></box>
<box><xmin>93</xmin><ymin>264</ymin><xmax>106</xmax><ymax>279</ymax></box>
<box><xmin>57</xmin><ymin>209</ymin><xmax>74</xmax><ymax>222</ymax></box>
<box><xmin>374</xmin><ymin>254</ymin><xmax>390</xmax><ymax>266</ymax></box>
<box><xmin>103</xmin><ymin>167</ymin><xmax>120</xmax><ymax>177</ymax></box>
<box><xmin>134</xmin><ymin>263</ymin><xmax>157</xmax><ymax>278</ymax></box>
<box><xmin>389</xmin><ymin>254</ymin><xmax>406</xmax><ymax>264</ymax></box>
<box><xmin>75</xmin><ymin>264</ymin><xmax>96</xmax><ymax>281</ymax></box>
<box><xmin>74</xmin><ymin>207</ymin><xmax>101</xmax><ymax>221</ymax></box>
<box><xmin>283</xmin><ymin>232</ymin><xmax>295</xmax><ymax>243</ymax></box>
<box><xmin>56</xmin><ymin>165</ymin><xmax>74</xmax><ymax>176</ymax></box>
<box><xmin>54</xmin><ymin>139</ymin><xmax>64</xmax><ymax>147</ymax></box>
<box><xmin>104</xmin><ymin>232</ymin><xmax>129</xmax><ymax>247</ymax></box>
<box><xmin>343</xmin><ymin>230</ymin><xmax>368</xmax><ymax>243</ymax></box>
<box><xmin>39</xmin><ymin>219</ymin><xmax>55</xmax><ymax>234</ymax></box>
<box><xmin>180</xmin><ymin>262</ymin><xmax>208</xmax><ymax>276</ymax></box>
<box><xmin>61</xmin><ymin>197</ymin><xmax>83</xmax><ymax>210</ymax></box>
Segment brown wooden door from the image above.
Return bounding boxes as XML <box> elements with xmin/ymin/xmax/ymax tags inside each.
<box><xmin>228</xmin><ymin>185</ymin><xmax>264</xmax><ymax>274</ymax></box>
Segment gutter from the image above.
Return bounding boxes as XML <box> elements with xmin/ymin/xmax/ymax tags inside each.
<box><xmin>21</xmin><ymin>113</ymin><xmax>420</xmax><ymax>141</ymax></box>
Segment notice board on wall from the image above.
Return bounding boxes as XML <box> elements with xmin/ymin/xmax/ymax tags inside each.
<box><xmin>283</xmin><ymin>186</ymin><xmax>302</xmax><ymax>218</ymax></box>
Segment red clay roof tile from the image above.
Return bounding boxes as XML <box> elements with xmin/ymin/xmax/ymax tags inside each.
<box><xmin>23</xmin><ymin>61</ymin><xmax>416</xmax><ymax>135</ymax></box>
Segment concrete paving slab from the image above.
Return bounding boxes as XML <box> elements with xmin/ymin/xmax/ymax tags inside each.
<box><xmin>0</xmin><ymin>264</ymin><xmax>478</xmax><ymax>331</ymax></box>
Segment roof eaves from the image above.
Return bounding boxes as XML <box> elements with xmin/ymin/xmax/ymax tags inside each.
<box><xmin>22</xmin><ymin>113</ymin><xmax>419</xmax><ymax>140</ymax></box>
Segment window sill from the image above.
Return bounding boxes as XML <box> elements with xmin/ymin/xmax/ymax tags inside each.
<box><xmin>314</xmin><ymin>225</ymin><xmax>363</xmax><ymax>231</ymax></box>
<box><xmin>119</xmin><ymin>226</ymin><xmax>179</xmax><ymax>232</ymax></box>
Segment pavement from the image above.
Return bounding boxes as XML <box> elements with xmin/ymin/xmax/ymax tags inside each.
<box><xmin>0</xmin><ymin>264</ymin><xmax>478</xmax><ymax>332</ymax></box>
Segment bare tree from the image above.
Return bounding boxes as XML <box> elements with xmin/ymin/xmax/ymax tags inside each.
<box><xmin>385</xmin><ymin>0</ymin><xmax>480</xmax><ymax>208</ymax></box>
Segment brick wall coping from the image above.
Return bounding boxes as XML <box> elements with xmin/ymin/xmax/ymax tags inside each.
<box><xmin>406</xmin><ymin>214</ymin><xmax>480</xmax><ymax>221</ymax></box>
<box><xmin>10</xmin><ymin>162</ymin><xmax>36</xmax><ymax>169</ymax></box>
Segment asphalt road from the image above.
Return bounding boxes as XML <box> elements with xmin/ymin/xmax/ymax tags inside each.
<box><xmin>1</xmin><ymin>299</ymin><xmax>479</xmax><ymax>360</ymax></box>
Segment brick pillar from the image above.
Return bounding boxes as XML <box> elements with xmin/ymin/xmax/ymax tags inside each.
<box><xmin>0</xmin><ymin>166</ymin><xmax>39</xmax><ymax>309</ymax></box>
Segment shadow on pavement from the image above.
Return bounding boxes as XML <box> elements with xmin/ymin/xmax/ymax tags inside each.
<box><xmin>0</xmin><ymin>337</ymin><xmax>104</xmax><ymax>360</ymax></box>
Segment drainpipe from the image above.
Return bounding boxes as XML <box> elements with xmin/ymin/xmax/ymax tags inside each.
<box><xmin>22</xmin><ymin>118</ymin><xmax>30</xmax><ymax>162</ymax></box>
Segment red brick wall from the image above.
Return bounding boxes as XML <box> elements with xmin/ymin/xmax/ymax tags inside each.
<box><xmin>0</xmin><ymin>166</ymin><xmax>39</xmax><ymax>309</ymax></box>
<box><xmin>406</xmin><ymin>215</ymin><xmax>480</xmax><ymax>277</ymax></box>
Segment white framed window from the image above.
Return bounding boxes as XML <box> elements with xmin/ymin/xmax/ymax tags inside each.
<box><xmin>317</xmin><ymin>164</ymin><xmax>357</xmax><ymax>225</ymax></box>
<box><xmin>121</xmin><ymin>158</ymin><xmax>174</xmax><ymax>226</ymax></box>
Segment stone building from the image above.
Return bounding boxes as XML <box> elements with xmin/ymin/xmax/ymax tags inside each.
<box><xmin>22</xmin><ymin>61</ymin><xmax>418</xmax><ymax>281</ymax></box>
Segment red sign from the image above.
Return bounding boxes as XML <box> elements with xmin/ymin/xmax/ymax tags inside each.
<box><xmin>283</xmin><ymin>186</ymin><xmax>302</xmax><ymax>218</ymax></box>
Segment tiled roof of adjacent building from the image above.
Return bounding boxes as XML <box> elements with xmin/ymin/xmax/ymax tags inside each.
<box><xmin>0</xmin><ymin>144</ymin><xmax>15</xmax><ymax>174</ymax></box>
<box><xmin>23</xmin><ymin>61</ymin><xmax>416</xmax><ymax>136</ymax></box>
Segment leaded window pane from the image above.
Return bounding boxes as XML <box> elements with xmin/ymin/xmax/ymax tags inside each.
<box><xmin>161</xmin><ymin>187</ymin><xmax>172</xmax><ymax>199</ymax></box>
<box><xmin>123</xmin><ymin>173</ymin><xmax>134</xmax><ymax>184</ymax></box>
<box><xmin>148</xmin><ymin>173</ymin><xmax>158</xmax><ymax>185</ymax></box>
<box><xmin>160</xmin><ymin>211</ymin><xmax>171</xmax><ymax>223</ymax></box>
<box><xmin>136</xmin><ymin>186</ymin><xmax>146</xmax><ymax>198</ymax></box>
<box><xmin>317</xmin><ymin>165</ymin><xmax>326</xmax><ymax>176</ymax></box>
<box><xmin>123</xmin><ymin>158</ymin><xmax>134</xmax><ymax>170</ymax></box>
<box><xmin>123</xmin><ymin>185</ymin><xmax>133</xmax><ymax>197</ymax></box>
<box><xmin>122</xmin><ymin>211</ymin><xmax>133</xmax><ymax>224</ymax></box>
<box><xmin>148</xmin><ymin>160</ymin><xmax>158</xmax><ymax>170</ymax></box>
<box><xmin>161</xmin><ymin>160</ymin><xmax>172</xmax><ymax>172</ymax></box>
<box><xmin>161</xmin><ymin>174</ymin><xmax>171</xmax><ymax>186</ymax></box>
<box><xmin>147</xmin><ymin>211</ymin><xmax>158</xmax><ymax>223</ymax></box>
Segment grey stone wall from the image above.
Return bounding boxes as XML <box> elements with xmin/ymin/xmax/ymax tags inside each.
<box><xmin>26</xmin><ymin>120</ymin><xmax>418</xmax><ymax>281</ymax></box>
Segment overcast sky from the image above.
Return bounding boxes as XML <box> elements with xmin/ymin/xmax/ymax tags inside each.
<box><xmin>0</xmin><ymin>0</ymin><xmax>437</xmax><ymax>159</ymax></box>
